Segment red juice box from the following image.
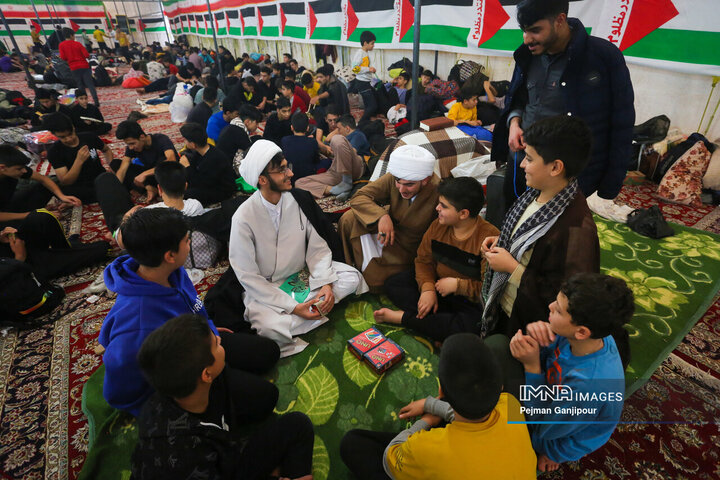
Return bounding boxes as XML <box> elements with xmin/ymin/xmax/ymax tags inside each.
<box><xmin>347</xmin><ymin>327</ymin><xmax>386</xmax><ymax>359</ymax></box>
<box><xmin>364</xmin><ymin>339</ymin><xmax>405</xmax><ymax>374</ymax></box>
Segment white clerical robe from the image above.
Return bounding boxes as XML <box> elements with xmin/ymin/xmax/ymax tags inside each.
<box><xmin>229</xmin><ymin>191</ymin><xmax>368</xmax><ymax>356</ymax></box>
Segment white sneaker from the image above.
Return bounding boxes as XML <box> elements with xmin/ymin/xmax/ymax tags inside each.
<box><xmin>187</xmin><ymin>268</ymin><xmax>205</xmax><ymax>285</ymax></box>
<box><xmin>86</xmin><ymin>272</ymin><xmax>107</xmax><ymax>293</ymax></box>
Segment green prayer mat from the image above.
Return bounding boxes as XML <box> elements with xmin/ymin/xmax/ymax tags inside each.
<box><xmin>80</xmin><ymin>218</ymin><xmax>720</xmax><ymax>479</ymax></box>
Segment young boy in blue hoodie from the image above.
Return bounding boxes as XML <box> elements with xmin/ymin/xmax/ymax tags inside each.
<box><xmin>98</xmin><ymin>207</ymin><xmax>280</xmax><ymax>420</ymax></box>
<box><xmin>503</xmin><ymin>272</ymin><xmax>634</xmax><ymax>472</ymax></box>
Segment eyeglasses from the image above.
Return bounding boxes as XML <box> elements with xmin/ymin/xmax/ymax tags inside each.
<box><xmin>267</xmin><ymin>163</ymin><xmax>293</xmax><ymax>175</ymax></box>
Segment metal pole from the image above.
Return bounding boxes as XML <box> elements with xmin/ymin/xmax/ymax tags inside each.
<box><xmin>410</xmin><ymin>0</ymin><xmax>422</xmax><ymax>130</ymax></box>
<box><xmin>433</xmin><ymin>50</ymin><xmax>438</xmax><ymax>74</ymax></box>
<box><xmin>158</xmin><ymin>0</ymin><xmax>171</xmax><ymax>44</ymax></box>
<box><xmin>29</xmin><ymin>0</ymin><xmax>50</xmax><ymax>45</ymax></box>
<box><xmin>0</xmin><ymin>8</ymin><xmax>36</xmax><ymax>88</ymax></box>
<box><xmin>205</xmin><ymin>0</ymin><xmax>226</xmax><ymax>92</ymax></box>
<box><xmin>135</xmin><ymin>1</ymin><xmax>149</xmax><ymax>46</ymax></box>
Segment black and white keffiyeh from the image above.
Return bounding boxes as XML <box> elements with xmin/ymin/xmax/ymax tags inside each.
<box><xmin>480</xmin><ymin>180</ymin><xmax>579</xmax><ymax>334</ymax></box>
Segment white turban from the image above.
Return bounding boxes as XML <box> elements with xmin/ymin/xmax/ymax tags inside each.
<box><xmin>387</xmin><ymin>144</ymin><xmax>436</xmax><ymax>181</ymax></box>
<box><xmin>239</xmin><ymin>139</ymin><xmax>282</xmax><ymax>188</ymax></box>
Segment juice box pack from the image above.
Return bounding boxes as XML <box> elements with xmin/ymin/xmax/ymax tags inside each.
<box><xmin>347</xmin><ymin>327</ymin><xmax>405</xmax><ymax>374</ymax></box>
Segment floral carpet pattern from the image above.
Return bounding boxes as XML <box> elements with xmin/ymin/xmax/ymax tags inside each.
<box><xmin>0</xmin><ymin>70</ymin><xmax>719</xmax><ymax>479</ymax></box>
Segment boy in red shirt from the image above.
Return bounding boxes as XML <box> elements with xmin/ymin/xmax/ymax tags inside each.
<box><xmin>59</xmin><ymin>28</ymin><xmax>100</xmax><ymax>106</ymax></box>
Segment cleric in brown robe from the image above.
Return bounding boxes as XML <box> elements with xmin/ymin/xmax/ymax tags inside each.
<box><xmin>338</xmin><ymin>145</ymin><xmax>440</xmax><ymax>292</ymax></box>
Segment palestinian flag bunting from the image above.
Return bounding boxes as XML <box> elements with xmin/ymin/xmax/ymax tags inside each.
<box><xmin>155</xmin><ymin>0</ymin><xmax>719</xmax><ymax>75</ymax></box>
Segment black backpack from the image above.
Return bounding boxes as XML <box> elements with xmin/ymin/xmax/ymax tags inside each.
<box><xmin>0</xmin><ymin>258</ymin><xmax>65</xmax><ymax>329</ymax></box>
<box><xmin>93</xmin><ymin>65</ymin><xmax>112</xmax><ymax>87</ymax></box>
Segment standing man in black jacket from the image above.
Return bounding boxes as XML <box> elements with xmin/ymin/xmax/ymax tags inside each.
<box><xmin>492</xmin><ymin>0</ymin><xmax>635</xmax><ymax>210</ymax></box>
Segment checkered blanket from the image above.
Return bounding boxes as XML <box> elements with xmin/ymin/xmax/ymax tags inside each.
<box><xmin>370</xmin><ymin>127</ymin><xmax>490</xmax><ymax>181</ymax></box>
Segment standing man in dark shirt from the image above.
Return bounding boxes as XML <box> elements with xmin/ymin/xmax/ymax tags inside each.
<box><xmin>113</xmin><ymin>120</ymin><xmax>178</xmax><ymax>201</ymax></box>
<box><xmin>263</xmin><ymin>97</ymin><xmax>293</xmax><ymax>146</ymax></box>
<box><xmin>186</xmin><ymin>87</ymin><xmax>217</xmax><ymax>129</ymax></box>
<box><xmin>310</xmin><ymin>65</ymin><xmax>350</xmax><ymax>129</ymax></box>
<box><xmin>178</xmin><ymin>123</ymin><xmax>236</xmax><ymax>206</ymax></box>
<box><xmin>492</xmin><ymin>0</ymin><xmax>634</xmax><ymax>209</ymax></box>
<box><xmin>43</xmin><ymin>113</ymin><xmax>111</xmax><ymax>203</ymax></box>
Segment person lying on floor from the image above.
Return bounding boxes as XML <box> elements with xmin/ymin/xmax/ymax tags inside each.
<box><xmin>338</xmin><ymin>145</ymin><xmax>439</xmax><ymax>292</ymax></box>
<box><xmin>132</xmin><ymin>313</ymin><xmax>314</xmax><ymax>480</ymax></box>
<box><xmin>481</xmin><ymin>115</ymin><xmax>600</xmax><ymax>337</ymax></box>
<box><xmin>178</xmin><ymin>122</ymin><xmax>236</xmax><ymax>206</ymax></box>
<box><xmin>340</xmin><ymin>333</ymin><xmax>537</xmax><ymax>479</ymax></box>
<box><xmin>490</xmin><ymin>272</ymin><xmax>633</xmax><ymax>473</ymax></box>
<box><xmin>0</xmin><ymin>145</ymin><xmax>109</xmax><ymax>280</ymax></box>
<box><xmin>0</xmin><ymin>144</ymin><xmax>81</xmax><ymax>214</ymax></box>
<box><xmin>230</xmin><ymin>140</ymin><xmax>368</xmax><ymax>356</ymax></box>
<box><xmin>281</xmin><ymin>112</ymin><xmax>330</xmax><ymax>185</ymax></box>
<box><xmin>69</xmin><ymin>89</ymin><xmax>112</xmax><ymax>135</ymax></box>
<box><xmin>293</xmin><ymin>135</ymin><xmax>365</xmax><ymax>201</ymax></box>
<box><xmin>375</xmin><ymin>177</ymin><xmax>499</xmax><ymax>340</ymax></box>
<box><xmin>43</xmin><ymin>112</ymin><xmax>112</xmax><ymax>204</ymax></box>
<box><xmin>325</xmin><ymin>114</ymin><xmax>371</xmax><ymax>156</ymax></box>
<box><xmin>113</xmin><ymin>120</ymin><xmax>178</xmax><ymax>201</ymax></box>
<box><xmin>98</xmin><ymin>207</ymin><xmax>280</xmax><ymax>419</ymax></box>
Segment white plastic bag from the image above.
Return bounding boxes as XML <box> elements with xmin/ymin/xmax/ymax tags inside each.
<box><xmin>451</xmin><ymin>154</ymin><xmax>495</xmax><ymax>184</ymax></box>
<box><xmin>169</xmin><ymin>83</ymin><xmax>193</xmax><ymax>123</ymax></box>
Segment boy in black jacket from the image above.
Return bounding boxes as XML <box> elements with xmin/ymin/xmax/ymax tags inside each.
<box><xmin>132</xmin><ymin>313</ymin><xmax>315</xmax><ymax>480</ymax></box>
<box><xmin>70</xmin><ymin>89</ymin><xmax>112</xmax><ymax>135</ymax></box>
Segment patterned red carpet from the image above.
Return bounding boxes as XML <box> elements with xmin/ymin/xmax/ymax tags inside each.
<box><xmin>0</xmin><ymin>70</ymin><xmax>719</xmax><ymax>479</ymax></box>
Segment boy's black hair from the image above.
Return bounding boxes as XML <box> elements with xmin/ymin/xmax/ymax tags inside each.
<box><xmin>205</xmin><ymin>75</ymin><xmax>219</xmax><ymax>89</ymax></box>
<box><xmin>75</xmin><ymin>88</ymin><xmax>87</xmax><ymax>98</ymax></box>
<box><xmin>221</xmin><ymin>95</ymin><xmax>240</xmax><ymax>114</ymax></box>
<box><xmin>42</xmin><ymin>112</ymin><xmax>74</xmax><ymax>134</ymax></box>
<box><xmin>360</xmin><ymin>30</ymin><xmax>376</xmax><ymax>46</ymax></box>
<box><xmin>316</xmin><ymin>64</ymin><xmax>334</xmax><ymax>77</ymax></box>
<box><xmin>271</xmin><ymin>62</ymin><xmax>283</xmax><ymax>71</ymax></box>
<box><xmin>456</xmin><ymin>90</ymin><xmax>478</xmax><ymax>103</ymax></box>
<box><xmin>337</xmin><ymin>114</ymin><xmax>356</xmax><ymax>130</ymax></box>
<box><xmin>396</xmin><ymin>71</ymin><xmax>410</xmax><ymax>82</ymax></box>
<box><xmin>202</xmin><ymin>86</ymin><xmax>218</xmax><ymax>103</ymax></box>
<box><xmin>281</xmin><ymin>80</ymin><xmax>295</xmax><ymax>92</ymax></box>
<box><xmin>154</xmin><ymin>160</ymin><xmax>187</xmax><ymax>198</ymax></box>
<box><xmin>523</xmin><ymin>115</ymin><xmax>591</xmax><ymax>180</ymax></box>
<box><xmin>289</xmin><ymin>58</ymin><xmax>298</xmax><ymax>66</ymax></box>
<box><xmin>137</xmin><ymin>313</ymin><xmax>216</xmax><ymax>399</ymax></box>
<box><xmin>260</xmin><ymin>66</ymin><xmax>272</xmax><ymax>75</ymax></box>
<box><xmin>283</xmin><ymin>71</ymin><xmax>296</xmax><ymax>81</ymax></box>
<box><xmin>439</xmin><ymin>333</ymin><xmax>502</xmax><ymax>420</ymax></box>
<box><xmin>437</xmin><ymin>177</ymin><xmax>485</xmax><ymax>217</ymax></box>
<box><xmin>517</xmin><ymin>0</ymin><xmax>569</xmax><ymax>30</ymax></box>
<box><xmin>282</xmin><ymin>52</ymin><xmax>291</xmax><ymax>59</ymax></box>
<box><xmin>132</xmin><ymin>61</ymin><xmax>142</xmax><ymax>71</ymax></box>
<box><xmin>116</xmin><ymin>120</ymin><xmax>146</xmax><ymax>141</ymax></box>
<box><xmin>120</xmin><ymin>207</ymin><xmax>188</xmax><ymax>267</ymax></box>
<box><xmin>180</xmin><ymin>122</ymin><xmax>208</xmax><ymax>147</ymax></box>
<box><xmin>301</xmin><ymin>72</ymin><xmax>314</xmax><ymax>86</ymax></box>
<box><xmin>421</xmin><ymin>69</ymin><xmax>434</xmax><ymax>78</ymax></box>
<box><xmin>561</xmin><ymin>273</ymin><xmax>634</xmax><ymax>369</ymax></box>
<box><xmin>325</xmin><ymin>104</ymin><xmax>341</xmax><ymax>117</ymax></box>
<box><xmin>239</xmin><ymin>104</ymin><xmax>263</xmax><ymax>122</ymax></box>
<box><xmin>259</xmin><ymin>151</ymin><xmax>286</xmax><ymax>179</ymax></box>
<box><xmin>63</xmin><ymin>28</ymin><xmax>74</xmax><ymax>39</ymax></box>
<box><xmin>0</xmin><ymin>145</ymin><xmax>28</xmax><ymax>167</ymax></box>
<box><xmin>291</xmin><ymin>112</ymin><xmax>309</xmax><ymax>133</ymax></box>
<box><xmin>276</xmin><ymin>96</ymin><xmax>291</xmax><ymax>110</ymax></box>
<box><xmin>35</xmin><ymin>88</ymin><xmax>59</xmax><ymax>100</ymax></box>
<box><xmin>242</xmin><ymin>76</ymin><xmax>257</xmax><ymax>88</ymax></box>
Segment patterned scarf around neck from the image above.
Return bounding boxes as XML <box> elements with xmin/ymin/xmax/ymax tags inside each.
<box><xmin>480</xmin><ymin>180</ymin><xmax>578</xmax><ymax>334</ymax></box>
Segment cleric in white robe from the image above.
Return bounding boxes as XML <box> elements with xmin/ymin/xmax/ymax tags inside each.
<box><xmin>229</xmin><ymin>140</ymin><xmax>368</xmax><ymax>356</ymax></box>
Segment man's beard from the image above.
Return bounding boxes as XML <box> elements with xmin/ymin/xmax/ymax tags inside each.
<box><xmin>268</xmin><ymin>175</ymin><xmax>289</xmax><ymax>193</ymax></box>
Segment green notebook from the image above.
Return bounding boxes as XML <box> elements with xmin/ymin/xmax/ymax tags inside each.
<box><xmin>279</xmin><ymin>269</ymin><xmax>311</xmax><ymax>303</ymax></box>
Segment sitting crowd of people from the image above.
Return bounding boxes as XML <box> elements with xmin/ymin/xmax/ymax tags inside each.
<box><xmin>0</xmin><ymin>0</ymin><xmax>638</xmax><ymax>478</ymax></box>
